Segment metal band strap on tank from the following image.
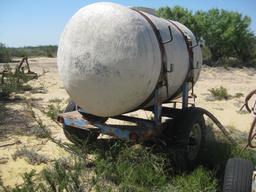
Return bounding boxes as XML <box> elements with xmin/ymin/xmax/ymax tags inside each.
<box><xmin>131</xmin><ymin>9</ymin><xmax>169</xmax><ymax>110</ymax></box>
<box><xmin>165</xmin><ymin>20</ymin><xmax>195</xmax><ymax>101</ymax></box>
<box><xmin>168</xmin><ymin>20</ymin><xmax>194</xmax><ymax>79</ymax></box>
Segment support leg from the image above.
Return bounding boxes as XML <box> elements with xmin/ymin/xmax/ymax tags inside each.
<box><xmin>182</xmin><ymin>82</ymin><xmax>189</xmax><ymax>109</ymax></box>
<box><xmin>153</xmin><ymin>86</ymin><xmax>162</xmax><ymax>127</ymax></box>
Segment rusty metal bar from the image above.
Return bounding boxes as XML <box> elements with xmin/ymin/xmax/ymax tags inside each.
<box><xmin>153</xmin><ymin>86</ymin><xmax>162</xmax><ymax>127</ymax></box>
<box><xmin>182</xmin><ymin>82</ymin><xmax>189</xmax><ymax>109</ymax></box>
<box><xmin>111</xmin><ymin>115</ymin><xmax>154</xmax><ymax>128</ymax></box>
<box><xmin>58</xmin><ymin>111</ymin><xmax>159</xmax><ymax>142</ymax></box>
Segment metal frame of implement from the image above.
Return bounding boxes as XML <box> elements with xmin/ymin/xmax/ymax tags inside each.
<box><xmin>57</xmin><ymin>82</ymin><xmax>191</xmax><ymax>142</ymax></box>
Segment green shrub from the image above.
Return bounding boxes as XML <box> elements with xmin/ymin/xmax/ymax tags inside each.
<box><xmin>41</xmin><ymin>160</ymin><xmax>84</xmax><ymax>192</ymax></box>
<box><xmin>27</xmin><ymin>102</ymin><xmax>51</xmax><ymax>138</ymax></box>
<box><xmin>10</xmin><ymin>160</ymin><xmax>85</xmax><ymax>192</ymax></box>
<box><xmin>7</xmin><ymin>45</ymin><xmax>57</xmax><ymax>58</ymax></box>
<box><xmin>0</xmin><ymin>64</ymin><xmax>34</xmax><ymax>98</ymax></box>
<box><xmin>0</xmin><ymin>74</ymin><xmax>18</xmax><ymax>97</ymax></box>
<box><xmin>0</xmin><ymin>43</ymin><xmax>10</xmax><ymax>63</ymax></box>
<box><xmin>209</xmin><ymin>86</ymin><xmax>230</xmax><ymax>100</ymax></box>
<box><xmin>46</xmin><ymin>102</ymin><xmax>62</xmax><ymax>120</ymax></box>
<box><xmin>202</xmin><ymin>45</ymin><xmax>212</xmax><ymax>64</ymax></box>
<box><xmin>11</xmin><ymin>170</ymin><xmax>38</xmax><ymax>192</ymax></box>
<box><xmin>216</xmin><ymin>57</ymin><xmax>242</xmax><ymax>68</ymax></box>
<box><xmin>28</xmin><ymin>120</ymin><xmax>50</xmax><ymax>138</ymax></box>
<box><xmin>49</xmin><ymin>98</ymin><xmax>62</xmax><ymax>103</ymax></box>
<box><xmin>234</xmin><ymin>92</ymin><xmax>244</xmax><ymax>98</ymax></box>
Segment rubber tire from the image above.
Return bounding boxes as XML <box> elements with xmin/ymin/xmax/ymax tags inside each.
<box><xmin>163</xmin><ymin>107</ymin><xmax>206</xmax><ymax>168</ymax></box>
<box><xmin>63</xmin><ymin>101</ymin><xmax>100</xmax><ymax>144</ymax></box>
<box><xmin>223</xmin><ymin>158</ymin><xmax>254</xmax><ymax>192</ymax></box>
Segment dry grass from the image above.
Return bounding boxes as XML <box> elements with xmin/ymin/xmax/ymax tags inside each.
<box><xmin>12</xmin><ymin>148</ymin><xmax>49</xmax><ymax>165</ymax></box>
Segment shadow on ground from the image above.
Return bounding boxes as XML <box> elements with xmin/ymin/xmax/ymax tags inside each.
<box><xmin>0</xmin><ymin>96</ymin><xmax>44</xmax><ymax>140</ymax></box>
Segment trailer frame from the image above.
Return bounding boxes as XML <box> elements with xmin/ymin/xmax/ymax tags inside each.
<box><xmin>57</xmin><ymin>81</ymin><xmax>193</xmax><ymax>143</ymax></box>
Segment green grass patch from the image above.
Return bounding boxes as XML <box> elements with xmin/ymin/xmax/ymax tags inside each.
<box><xmin>93</xmin><ymin>143</ymin><xmax>169</xmax><ymax>191</ymax></box>
<box><xmin>6</xmin><ymin>136</ymin><xmax>256</xmax><ymax>192</ymax></box>
<box><xmin>169</xmin><ymin>167</ymin><xmax>218</xmax><ymax>192</ymax></box>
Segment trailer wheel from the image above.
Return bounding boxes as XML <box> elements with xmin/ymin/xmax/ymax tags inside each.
<box><xmin>223</xmin><ymin>158</ymin><xmax>254</xmax><ymax>192</ymax></box>
<box><xmin>163</xmin><ymin>107</ymin><xmax>206</xmax><ymax>167</ymax></box>
<box><xmin>63</xmin><ymin>101</ymin><xmax>100</xmax><ymax>144</ymax></box>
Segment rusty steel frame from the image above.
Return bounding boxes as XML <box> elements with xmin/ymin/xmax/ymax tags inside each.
<box><xmin>57</xmin><ymin>85</ymin><xmax>190</xmax><ymax>142</ymax></box>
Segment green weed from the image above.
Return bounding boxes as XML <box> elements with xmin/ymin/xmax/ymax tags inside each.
<box><xmin>46</xmin><ymin>102</ymin><xmax>62</xmax><ymax>120</ymax></box>
<box><xmin>169</xmin><ymin>167</ymin><xmax>218</xmax><ymax>192</ymax></box>
<box><xmin>49</xmin><ymin>98</ymin><xmax>63</xmax><ymax>103</ymax></box>
<box><xmin>94</xmin><ymin>143</ymin><xmax>168</xmax><ymax>191</ymax></box>
<box><xmin>209</xmin><ymin>86</ymin><xmax>230</xmax><ymax>100</ymax></box>
<box><xmin>0</xmin><ymin>64</ymin><xmax>34</xmax><ymax>98</ymax></box>
<box><xmin>6</xmin><ymin>130</ymin><xmax>256</xmax><ymax>192</ymax></box>
<box><xmin>234</xmin><ymin>92</ymin><xmax>244</xmax><ymax>98</ymax></box>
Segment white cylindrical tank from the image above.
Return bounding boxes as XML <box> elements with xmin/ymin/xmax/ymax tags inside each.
<box><xmin>57</xmin><ymin>2</ymin><xmax>202</xmax><ymax>117</ymax></box>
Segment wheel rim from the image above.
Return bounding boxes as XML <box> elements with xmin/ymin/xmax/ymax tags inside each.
<box><xmin>187</xmin><ymin>123</ymin><xmax>202</xmax><ymax>161</ymax></box>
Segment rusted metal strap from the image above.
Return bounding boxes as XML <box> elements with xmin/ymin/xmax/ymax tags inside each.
<box><xmin>248</xmin><ymin>117</ymin><xmax>256</xmax><ymax>148</ymax></box>
<box><xmin>132</xmin><ymin>9</ymin><xmax>167</xmax><ymax>75</ymax></box>
<box><xmin>131</xmin><ymin>9</ymin><xmax>168</xmax><ymax>110</ymax></box>
<box><xmin>245</xmin><ymin>89</ymin><xmax>256</xmax><ymax>113</ymax></box>
<box><xmin>165</xmin><ymin>20</ymin><xmax>195</xmax><ymax>101</ymax></box>
<box><xmin>168</xmin><ymin>20</ymin><xmax>194</xmax><ymax>81</ymax></box>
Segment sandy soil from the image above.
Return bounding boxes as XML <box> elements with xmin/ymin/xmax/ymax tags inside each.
<box><xmin>0</xmin><ymin>57</ymin><xmax>255</xmax><ymax>187</ymax></box>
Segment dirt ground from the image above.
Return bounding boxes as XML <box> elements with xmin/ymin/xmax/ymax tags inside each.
<box><xmin>0</xmin><ymin>57</ymin><xmax>255</xmax><ymax>187</ymax></box>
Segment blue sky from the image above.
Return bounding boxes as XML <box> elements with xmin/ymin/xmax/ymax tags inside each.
<box><xmin>1</xmin><ymin>0</ymin><xmax>256</xmax><ymax>47</ymax></box>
